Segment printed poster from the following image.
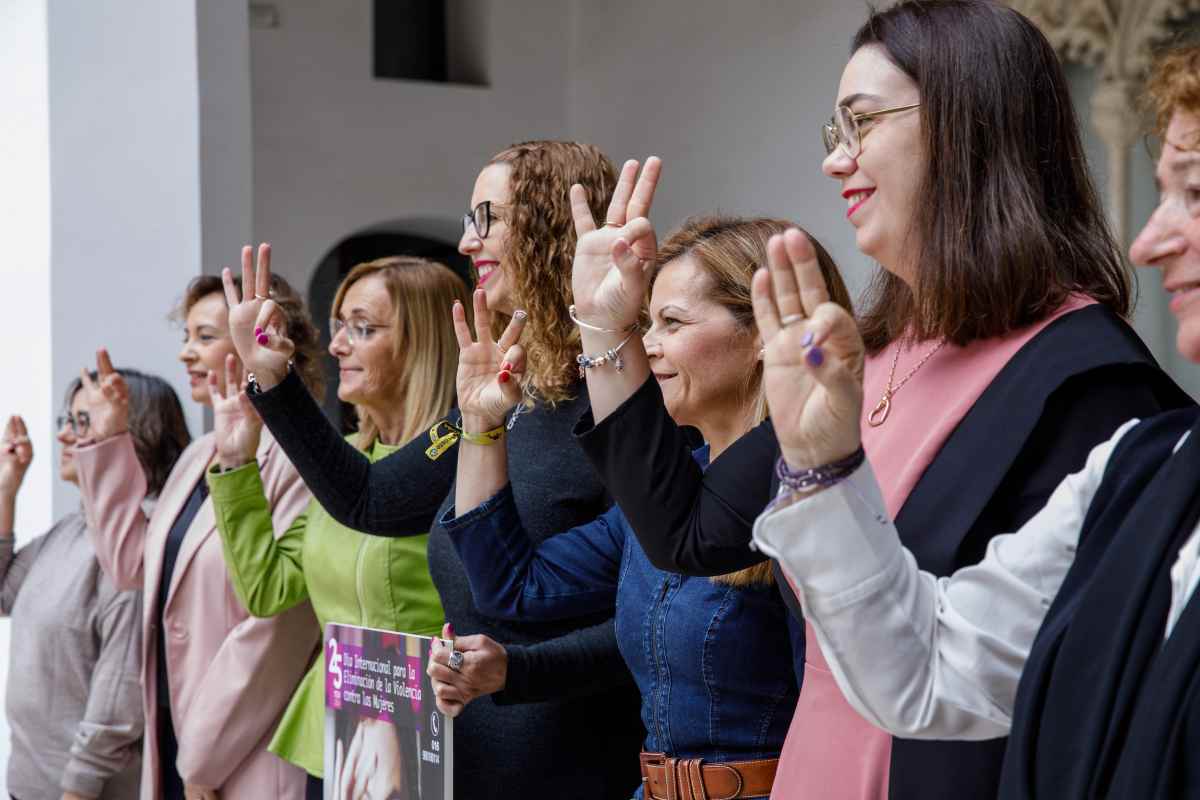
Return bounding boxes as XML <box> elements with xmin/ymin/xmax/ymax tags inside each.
<box><xmin>325</xmin><ymin>623</ymin><xmax>452</xmax><ymax>799</ymax></box>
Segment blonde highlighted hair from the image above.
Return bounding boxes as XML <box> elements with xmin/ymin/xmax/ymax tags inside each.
<box><xmin>487</xmin><ymin>140</ymin><xmax>618</xmax><ymax>405</ymax></box>
<box><xmin>651</xmin><ymin>216</ymin><xmax>852</xmax><ymax>587</ymax></box>
<box><xmin>331</xmin><ymin>256</ymin><xmax>470</xmax><ymax>449</ymax></box>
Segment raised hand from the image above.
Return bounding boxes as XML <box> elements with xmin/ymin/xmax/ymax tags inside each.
<box><xmin>453</xmin><ymin>290</ymin><xmax>528</xmax><ymax>431</ymax></box>
<box><xmin>752</xmin><ymin>229</ymin><xmax>864</xmax><ymax>470</ymax></box>
<box><xmin>0</xmin><ymin>416</ymin><xmax>33</xmax><ymax>499</ymax></box>
<box><xmin>79</xmin><ymin>349</ymin><xmax>130</xmax><ymax>441</ymax></box>
<box><xmin>209</xmin><ymin>353</ymin><xmax>262</xmax><ymax>471</ymax></box>
<box><xmin>222</xmin><ymin>244</ymin><xmax>293</xmax><ymax>391</ymax></box>
<box><xmin>570</xmin><ymin>157</ymin><xmax>662</xmax><ymax>331</ymax></box>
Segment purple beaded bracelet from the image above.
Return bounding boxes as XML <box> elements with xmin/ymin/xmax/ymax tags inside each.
<box><xmin>775</xmin><ymin>446</ymin><xmax>865</xmax><ymax>494</ymax></box>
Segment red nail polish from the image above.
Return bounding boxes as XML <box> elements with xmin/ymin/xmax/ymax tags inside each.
<box><xmin>498</xmin><ymin>370</ymin><xmax>511</xmax><ymax>383</ymax></box>
<box><xmin>256</xmin><ymin>333</ymin><xmax>269</xmax><ymax>346</ymax></box>
<box><xmin>446</xmin><ymin>623</ymin><xmax>456</xmax><ymax>639</ymax></box>
<box><xmin>254</xmin><ymin>326</ymin><xmax>263</xmax><ymax>336</ymax></box>
<box><xmin>501</xmin><ymin>362</ymin><xmax>513</xmax><ymax>372</ymax></box>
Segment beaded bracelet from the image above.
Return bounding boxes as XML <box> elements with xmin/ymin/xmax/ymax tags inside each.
<box><xmin>576</xmin><ymin>331</ymin><xmax>636</xmax><ymax>378</ymax></box>
<box><xmin>775</xmin><ymin>446</ymin><xmax>865</xmax><ymax>495</ymax></box>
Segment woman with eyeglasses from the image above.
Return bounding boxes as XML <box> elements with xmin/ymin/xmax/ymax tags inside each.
<box><xmin>219</xmin><ymin>141</ymin><xmax>645</xmax><ymax>799</ymax></box>
<box><xmin>204</xmin><ymin>256</ymin><xmax>466</xmax><ymax>800</ymax></box>
<box><xmin>562</xmin><ymin>2</ymin><xmax>1189</xmax><ymax>799</ymax></box>
<box><xmin>752</xmin><ymin>42</ymin><xmax>1200</xmax><ymax>800</ymax></box>
<box><xmin>0</xmin><ymin>372</ymin><xmax>187</xmax><ymax>800</ymax></box>
<box><xmin>73</xmin><ymin>273</ymin><xmax>324</xmax><ymax>800</ymax></box>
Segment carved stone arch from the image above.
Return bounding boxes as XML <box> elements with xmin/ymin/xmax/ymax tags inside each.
<box><xmin>1006</xmin><ymin>0</ymin><xmax>1200</xmax><ymax>244</ymax></box>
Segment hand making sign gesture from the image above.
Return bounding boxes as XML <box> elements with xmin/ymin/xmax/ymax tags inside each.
<box><xmin>78</xmin><ymin>349</ymin><xmax>130</xmax><ymax>442</ymax></box>
<box><xmin>569</xmin><ymin>157</ymin><xmax>662</xmax><ymax>332</ymax></box>
<box><xmin>752</xmin><ymin>229</ymin><xmax>865</xmax><ymax>470</ymax></box>
<box><xmin>208</xmin><ymin>353</ymin><xmax>262</xmax><ymax>471</ymax></box>
<box><xmin>452</xmin><ymin>290</ymin><xmax>528</xmax><ymax>433</ymax></box>
<box><xmin>222</xmin><ymin>244</ymin><xmax>294</xmax><ymax>391</ymax></box>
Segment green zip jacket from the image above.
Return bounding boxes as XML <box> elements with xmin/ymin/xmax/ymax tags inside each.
<box><xmin>208</xmin><ymin>437</ymin><xmax>444</xmax><ymax>777</ymax></box>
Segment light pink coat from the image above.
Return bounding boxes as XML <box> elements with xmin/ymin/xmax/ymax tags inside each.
<box><xmin>75</xmin><ymin>431</ymin><xmax>318</xmax><ymax>800</ymax></box>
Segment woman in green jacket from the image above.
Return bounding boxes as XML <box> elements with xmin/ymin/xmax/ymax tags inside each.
<box><xmin>204</xmin><ymin>256</ymin><xmax>469</xmax><ymax>799</ymax></box>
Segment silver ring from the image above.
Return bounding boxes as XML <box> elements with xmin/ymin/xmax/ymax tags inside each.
<box><xmin>781</xmin><ymin>313</ymin><xmax>805</xmax><ymax>327</ymax></box>
<box><xmin>254</xmin><ymin>293</ymin><xmax>269</xmax><ymax>301</ymax></box>
<box><xmin>603</xmin><ymin>221</ymin><xmax>623</xmax><ymax>228</ymax></box>
<box><xmin>447</xmin><ymin>649</ymin><xmax>464</xmax><ymax>672</ymax></box>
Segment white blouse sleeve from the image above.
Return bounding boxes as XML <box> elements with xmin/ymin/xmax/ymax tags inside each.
<box><xmin>751</xmin><ymin>418</ymin><xmax>1140</xmax><ymax>741</ymax></box>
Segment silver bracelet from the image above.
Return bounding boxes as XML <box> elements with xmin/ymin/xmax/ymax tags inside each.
<box><xmin>575</xmin><ymin>331</ymin><xmax>635</xmax><ymax>378</ymax></box>
<box><xmin>568</xmin><ymin>304</ymin><xmax>636</xmax><ymax>334</ymax></box>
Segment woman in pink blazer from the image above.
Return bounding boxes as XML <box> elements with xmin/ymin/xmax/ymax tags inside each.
<box><xmin>73</xmin><ymin>270</ymin><xmax>326</xmax><ymax>800</ymax></box>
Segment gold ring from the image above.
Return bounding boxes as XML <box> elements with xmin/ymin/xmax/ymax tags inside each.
<box><xmin>603</xmin><ymin>222</ymin><xmax>623</xmax><ymax>228</ymax></box>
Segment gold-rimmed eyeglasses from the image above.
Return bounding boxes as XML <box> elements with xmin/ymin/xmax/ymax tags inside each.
<box><xmin>822</xmin><ymin>103</ymin><xmax>921</xmax><ymax>158</ymax></box>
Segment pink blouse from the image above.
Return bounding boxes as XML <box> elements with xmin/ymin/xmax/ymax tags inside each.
<box><xmin>771</xmin><ymin>296</ymin><xmax>1094</xmax><ymax>800</ymax></box>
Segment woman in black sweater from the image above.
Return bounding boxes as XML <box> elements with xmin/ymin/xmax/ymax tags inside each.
<box><xmin>220</xmin><ymin>142</ymin><xmax>647</xmax><ymax>798</ymax></box>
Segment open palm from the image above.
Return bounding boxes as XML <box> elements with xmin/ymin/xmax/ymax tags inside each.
<box><xmin>453</xmin><ymin>290</ymin><xmax>528</xmax><ymax>430</ymax></box>
<box><xmin>569</xmin><ymin>157</ymin><xmax>662</xmax><ymax>331</ymax></box>
<box><xmin>752</xmin><ymin>230</ymin><xmax>865</xmax><ymax>469</ymax></box>
<box><xmin>209</xmin><ymin>353</ymin><xmax>262</xmax><ymax>470</ymax></box>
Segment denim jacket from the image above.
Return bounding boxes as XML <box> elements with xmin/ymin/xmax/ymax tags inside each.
<box><xmin>442</xmin><ymin>451</ymin><xmax>803</xmax><ymax>773</ymax></box>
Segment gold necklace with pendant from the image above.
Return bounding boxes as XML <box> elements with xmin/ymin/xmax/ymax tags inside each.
<box><xmin>867</xmin><ymin>338</ymin><xmax>947</xmax><ymax>427</ymax></box>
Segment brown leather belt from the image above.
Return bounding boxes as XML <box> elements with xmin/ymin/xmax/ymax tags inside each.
<box><xmin>639</xmin><ymin>751</ymin><xmax>778</xmax><ymax>800</ymax></box>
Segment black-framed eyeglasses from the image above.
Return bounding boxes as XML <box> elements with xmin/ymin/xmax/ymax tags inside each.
<box><xmin>330</xmin><ymin>318</ymin><xmax>391</xmax><ymax>345</ymax></box>
<box><xmin>822</xmin><ymin>102</ymin><xmax>921</xmax><ymax>158</ymax></box>
<box><xmin>462</xmin><ymin>200</ymin><xmax>500</xmax><ymax>240</ymax></box>
<box><xmin>56</xmin><ymin>412</ymin><xmax>91</xmax><ymax>436</ymax></box>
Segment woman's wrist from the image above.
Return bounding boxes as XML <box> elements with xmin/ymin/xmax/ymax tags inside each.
<box><xmin>460</xmin><ymin>413</ymin><xmax>506</xmax><ymax>437</ymax></box>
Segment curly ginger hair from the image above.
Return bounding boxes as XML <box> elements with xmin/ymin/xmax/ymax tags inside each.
<box><xmin>487</xmin><ymin>141</ymin><xmax>617</xmax><ymax>404</ymax></box>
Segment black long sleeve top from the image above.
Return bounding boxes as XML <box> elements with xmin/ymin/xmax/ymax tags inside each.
<box><xmin>250</xmin><ymin>372</ymin><xmax>643</xmax><ymax>799</ymax></box>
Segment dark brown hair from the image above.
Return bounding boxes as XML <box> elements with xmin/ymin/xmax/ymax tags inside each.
<box><xmin>1147</xmin><ymin>44</ymin><xmax>1200</xmax><ymax>140</ymax></box>
<box><xmin>651</xmin><ymin>216</ymin><xmax>852</xmax><ymax>587</ymax></box>
<box><xmin>852</xmin><ymin>0</ymin><xmax>1131</xmax><ymax>354</ymax></box>
<box><xmin>177</xmin><ymin>274</ymin><xmax>325</xmax><ymax>398</ymax></box>
<box><xmin>67</xmin><ymin>369</ymin><xmax>190</xmax><ymax>497</ymax></box>
<box><xmin>487</xmin><ymin>141</ymin><xmax>618</xmax><ymax>404</ymax></box>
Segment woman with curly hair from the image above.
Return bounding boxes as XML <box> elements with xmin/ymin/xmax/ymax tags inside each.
<box><xmin>750</xmin><ymin>41</ymin><xmax>1200</xmax><ymax>800</ymax></box>
<box><xmin>221</xmin><ymin>141</ymin><xmax>645</xmax><ymax>798</ymax></box>
<box><xmin>73</xmin><ymin>270</ymin><xmax>324</xmax><ymax>800</ymax></box>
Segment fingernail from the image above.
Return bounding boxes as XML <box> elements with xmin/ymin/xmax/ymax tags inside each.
<box><xmin>802</xmin><ymin>331</ymin><xmax>814</xmax><ymax>347</ymax></box>
<box><xmin>256</xmin><ymin>333</ymin><xmax>269</xmax><ymax>346</ymax></box>
<box><xmin>498</xmin><ymin>370</ymin><xmax>511</xmax><ymax>384</ymax></box>
<box><xmin>446</xmin><ymin>623</ymin><xmax>455</xmax><ymax>639</ymax></box>
<box><xmin>501</xmin><ymin>362</ymin><xmax>513</xmax><ymax>372</ymax></box>
<box><xmin>254</xmin><ymin>326</ymin><xmax>263</xmax><ymax>336</ymax></box>
<box><xmin>806</xmin><ymin>346</ymin><xmax>825</xmax><ymax>367</ymax></box>
<box><xmin>513</xmin><ymin>310</ymin><xmax>527</xmax><ymax>320</ymax></box>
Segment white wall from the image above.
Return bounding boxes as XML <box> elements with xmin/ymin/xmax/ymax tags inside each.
<box><xmin>46</xmin><ymin>0</ymin><xmax>211</xmax><ymax>516</ymax></box>
<box><xmin>0</xmin><ymin>2</ymin><xmax>53</xmax><ymax>787</ymax></box>
<box><xmin>250</xmin><ymin>0</ymin><xmax>573</xmax><ymax>288</ymax></box>
<box><xmin>567</xmin><ymin>0</ymin><xmax>877</xmax><ymax>299</ymax></box>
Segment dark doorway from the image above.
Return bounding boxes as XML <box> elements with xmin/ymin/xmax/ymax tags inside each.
<box><xmin>308</xmin><ymin>230</ymin><xmax>471</xmax><ymax>431</ymax></box>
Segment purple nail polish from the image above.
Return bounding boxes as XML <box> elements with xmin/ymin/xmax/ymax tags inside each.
<box><xmin>256</xmin><ymin>333</ymin><xmax>269</xmax><ymax>346</ymax></box>
<box><xmin>806</xmin><ymin>346</ymin><xmax>825</xmax><ymax>367</ymax></box>
<box><xmin>801</xmin><ymin>331</ymin><xmax>814</xmax><ymax>347</ymax></box>
<box><xmin>254</xmin><ymin>326</ymin><xmax>263</xmax><ymax>336</ymax></box>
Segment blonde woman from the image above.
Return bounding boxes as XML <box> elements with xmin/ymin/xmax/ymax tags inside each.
<box><xmin>220</xmin><ymin>142</ymin><xmax>646</xmax><ymax>798</ymax></box>
<box><xmin>206</xmin><ymin>257</ymin><xmax>467</xmax><ymax>800</ymax></box>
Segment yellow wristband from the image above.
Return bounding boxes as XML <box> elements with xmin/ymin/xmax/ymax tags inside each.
<box><xmin>425</xmin><ymin>419</ymin><xmax>506</xmax><ymax>460</ymax></box>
